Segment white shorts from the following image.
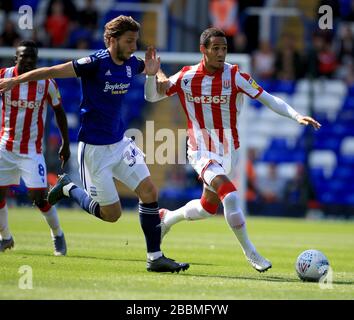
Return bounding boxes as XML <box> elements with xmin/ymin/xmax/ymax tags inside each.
<box><xmin>187</xmin><ymin>149</ymin><xmax>239</xmax><ymax>193</ymax></box>
<box><xmin>0</xmin><ymin>149</ymin><xmax>47</xmax><ymax>189</ymax></box>
<box><xmin>78</xmin><ymin>136</ymin><xmax>150</xmax><ymax>206</ymax></box>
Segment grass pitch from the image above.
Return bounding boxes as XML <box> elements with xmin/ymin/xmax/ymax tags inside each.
<box><xmin>0</xmin><ymin>207</ymin><xmax>353</xmax><ymax>300</ymax></box>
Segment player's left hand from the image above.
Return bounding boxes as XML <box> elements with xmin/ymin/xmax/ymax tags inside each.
<box><xmin>296</xmin><ymin>115</ymin><xmax>321</xmax><ymax>130</ymax></box>
<box><xmin>0</xmin><ymin>78</ymin><xmax>16</xmax><ymax>94</ymax></box>
<box><xmin>144</xmin><ymin>46</ymin><xmax>160</xmax><ymax>76</ymax></box>
<box><xmin>59</xmin><ymin>144</ymin><xmax>71</xmax><ymax>169</ymax></box>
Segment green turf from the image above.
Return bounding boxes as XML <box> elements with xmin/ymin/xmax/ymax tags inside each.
<box><xmin>0</xmin><ymin>208</ymin><xmax>353</xmax><ymax>300</ymax></box>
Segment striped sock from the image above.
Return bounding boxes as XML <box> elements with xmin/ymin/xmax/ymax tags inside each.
<box><xmin>68</xmin><ymin>186</ymin><xmax>101</xmax><ymax>219</ymax></box>
<box><xmin>139</xmin><ymin>202</ymin><xmax>162</xmax><ymax>258</ymax></box>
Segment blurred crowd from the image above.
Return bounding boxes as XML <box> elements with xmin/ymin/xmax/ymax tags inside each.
<box><xmin>0</xmin><ymin>0</ymin><xmax>100</xmax><ymax>50</ymax></box>
<box><xmin>208</xmin><ymin>0</ymin><xmax>354</xmax><ymax>86</ymax></box>
<box><xmin>1</xmin><ymin>0</ymin><xmax>353</xmax><ymax>83</ymax></box>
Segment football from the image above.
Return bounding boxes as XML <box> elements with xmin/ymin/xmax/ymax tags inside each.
<box><xmin>295</xmin><ymin>249</ymin><xmax>330</xmax><ymax>282</ymax></box>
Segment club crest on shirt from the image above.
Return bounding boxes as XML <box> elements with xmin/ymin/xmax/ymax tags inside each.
<box><xmin>223</xmin><ymin>79</ymin><xmax>231</xmax><ymax>89</ymax></box>
<box><xmin>126</xmin><ymin>66</ymin><xmax>132</xmax><ymax>78</ymax></box>
<box><xmin>37</xmin><ymin>84</ymin><xmax>44</xmax><ymax>94</ymax></box>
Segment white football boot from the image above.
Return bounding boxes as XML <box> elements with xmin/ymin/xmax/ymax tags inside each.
<box><xmin>159</xmin><ymin>208</ymin><xmax>171</xmax><ymax>241</ymax></box>
<box><xmin>245</xmin><ymin>250</ymin><xmax>272</xmax><ymax>272</ymax></box>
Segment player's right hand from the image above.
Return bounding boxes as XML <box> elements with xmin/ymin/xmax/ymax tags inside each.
<box><xmin>59</xmin><ymin>144</ymin><xmax>71</xmax><ymax>170</ymax></box>
<box><xmin>0</xmin><ymin>78</ymin><xmax>16</xmax><ymax>94</ymax></box>
<box><xmin>144</xmin><ymin>46</ymin><xmax>160</xmax><ymax>76</ymax></box>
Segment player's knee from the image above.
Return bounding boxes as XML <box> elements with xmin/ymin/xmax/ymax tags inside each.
<box><xmin>104</xmin><ymin>213</ymin><xmax>121</xmax><ymax>223</ymax></box>
<box><xmin>102</xmin><ymin>213</ymin><xmax>121</xmax><ymax>223</ymax></box>
<box><xmin>30</xmin><ymin>193</ymin><xmax>48</xmax><ymax>210</ymax></box>
<box><xmin>216</xmin><ymin>181</ymin><xmax>237</xmax><ymax>201</ymax></box>
<box><xmin>200</xmin><ymin>195</ymin><xmax>219</xmax><ymax>215</ymax></box>
<box><xmin>100</xmin><ymin>207</ymin><xmax>122</xmax><ymax>223</ymax></box>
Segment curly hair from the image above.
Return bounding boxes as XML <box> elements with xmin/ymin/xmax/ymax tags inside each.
<box><xmin>103</xmin><ymin>15</ymin><xmax>140</xmax><ymax>48</ymax></box>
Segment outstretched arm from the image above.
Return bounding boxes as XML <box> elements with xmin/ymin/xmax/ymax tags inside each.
<box><xmin>257</xmin><ymin>91</ymin><xmax>321</xmax><ymax>129</ymax></box>
<box><xmin>0</xmin><ymin>62</ymin><xmax>76</xmax><ymax>93</ymax></box>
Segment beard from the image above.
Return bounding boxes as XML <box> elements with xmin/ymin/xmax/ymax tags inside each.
<box><xmin>115</xmin><ymin>42</ymin><xmax>129</xmax><ymax>61</ymax></box>
<box><xmin>117</xmin><ymin>52</ymin><xmax>128</xmax><ymax>61</ymax></box>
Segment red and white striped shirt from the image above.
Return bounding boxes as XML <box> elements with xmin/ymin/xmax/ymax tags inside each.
<box><xmin>166</xmin><ymin>61</ymin><xmax>263</xmax><ymax>154</ymax></box>
<box><xmin>0</xmin><ymin>66</ymin><xmax>62</xmax><ymax>154</ymax></box>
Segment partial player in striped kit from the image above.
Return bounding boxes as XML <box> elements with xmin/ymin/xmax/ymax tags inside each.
<box><xmin>0</xmin><ymin>17</ymin><xmax>189</xmax><ymax>273</ymax></box>
<box><xmin>145</xmin><ymin>28</ymin><xmax>321</xmax><ymax>272</ymax></box>
<box><xmin>0</xmin><ymin>40</ymin><xmax>70</xmax><ymax>255</ymax></box>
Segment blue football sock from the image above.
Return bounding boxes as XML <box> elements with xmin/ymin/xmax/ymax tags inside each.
<box><xmin>69</xmin><ymin>186</ymin><xmax>101</xmax><ymax>219</ymax></box>
<box><xmin>139</xmin><ymin>202</ymin><xmax>161</xmax><ymax>253</ymax></box>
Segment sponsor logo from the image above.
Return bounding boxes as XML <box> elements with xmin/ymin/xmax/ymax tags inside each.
<box><xmin>183</xmin><ymin>79</ymin><xmax>189</xmax><ymax>86</ymax></box>
<box><xmin>5</xmin><ymin>96</ymin><xmax>41</xmax><ymax>109</ymax></box>
<box><xmin>248</xmin><ymin>78</ymin><xmax>260</xmax><ymax>90</ymax></box>
<box><xmin>103</xmin><ymin>82</ymin><xmax>130</xmax><ymax>94</ymax></box>
<box><xmin>186</xmin><ymin>92</ymin><xmax>229</xmax><ymax>104</ymax></box>
<box><xmin>298</xmin><ymin>260</ymin><xmax>311</xmax><ymax>273</ymax></box>
<box><xmin>77</xmin><ymin>57</ymin><xmax>91</xmax><ymax>65</ymax></box>
<box><xmin>105</xmin><ymin>69</ymin><xmax>112</xmax><ymax>76</ymax></box>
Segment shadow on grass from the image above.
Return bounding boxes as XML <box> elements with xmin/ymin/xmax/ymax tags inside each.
<box><xmin>179</xmin><ymin>273</ymin><xmax>354</xmax><ymax>285</ymax></box>
<box><xmin>13</xmin><ymin>252</ymin><xmax>354</xmax><ymax>285</ymax></box>
<box><xmin>15</xmin><ymin>251</ymin><xmax>214</xmax><ymax>266</ymax></box>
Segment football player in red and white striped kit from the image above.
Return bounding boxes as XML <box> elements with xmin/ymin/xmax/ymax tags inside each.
<box><xmin>145</xmin><ymin>28</ymin><xmax>321</xmax><ymax>272</ymax></box>
<box><xmin>0</xmin><ymin>40</ymin><xmax>70</xmax><ymax>255</ymax></box>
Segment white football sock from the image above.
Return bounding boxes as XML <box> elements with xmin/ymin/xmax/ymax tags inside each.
<box><xmin>63</xmin><ymin>182</ymin><xmax>76</xmax><ymax>197</ymax></box>
<box><xmin>147</xmin><ymin>251</ymin><xmax>163</xmax><ymax>261</ymax></box>
<box><xmin>40</xmin><ymin>206</ymin><xmax>62</xmax><ymax>237</ymax></box>
<box><xmin>222</xmin><ymin>191</ymin><xmax>256</xmax><ymax>255</ymax></box>
<box><xmin>164</xmin><ymin>199</ymin><xmax>213</xmax><ymax>228</ymax></box>
<box><xmin>0</xmin><ymin>203</ymin><xmax>11</xmax><ymax>240</ymax></box>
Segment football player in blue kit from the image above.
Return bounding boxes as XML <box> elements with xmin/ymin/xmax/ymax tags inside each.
<box><xmin>0</xmin><ymin>15</ymin><xmax>189</xmax><ymax>273</ymax></box>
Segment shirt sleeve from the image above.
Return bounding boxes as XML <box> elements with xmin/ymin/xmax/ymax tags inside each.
<box><xmin>136</xmin><ymin>57</ymin><xmax>145</xmax><ymax>74</ymax></box>
<box><xmin>46</xmin><ymin>79</ymin><xmax>62</xmax><ymax>108</ymax></box>
<box><xmin>166</xmin><ymin>70</ymin><xmax>182</xmax><ymax>96</ymax></box>
<box><xmin>235</xmin><ymin>71</ymin><xmax>263</xmax><ymax>99</ymax></box>
<box><xmin>72</xmin><ymin>55</ymin><xmax>100</xmax><ymax>77</ymax></box>
<box><xmin>0</xmin><ymin>68</ymin><xmax>5</xmax><ymax>78</ymax></box>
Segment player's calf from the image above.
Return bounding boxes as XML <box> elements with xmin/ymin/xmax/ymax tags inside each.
<box><xmin>99</xmin><ymin>204</ymin><xmax>122</xmax><ymax>222</ymax></box>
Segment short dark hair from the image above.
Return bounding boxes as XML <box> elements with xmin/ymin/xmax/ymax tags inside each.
<box><xmin>18</xmin><ymin>40</ymin><xmax>38</xmax><ymax>50</ymax></box>
<box><xmin>200</xmin><ymin>28</ymin><xmax>226</xmax><ymax>47</ymax></box>
<box><xmin>104</xmin><ymin>15</ymin><xmax>140</xmax><ymax>47</ymax></box>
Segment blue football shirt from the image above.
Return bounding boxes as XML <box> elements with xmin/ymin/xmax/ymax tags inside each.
<box><xmin>72</xmin><ymin>49</ymin><xmax>145</xmax><ymax>145</ymax></box>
